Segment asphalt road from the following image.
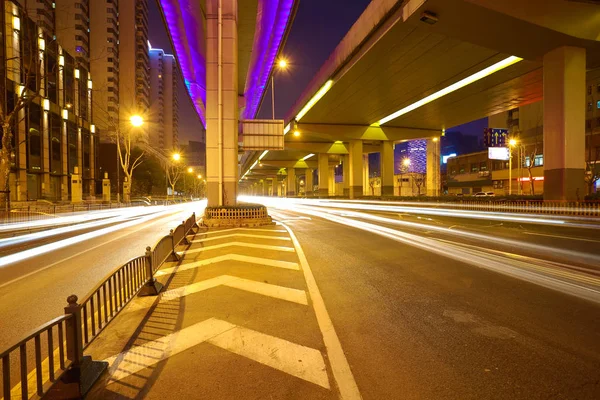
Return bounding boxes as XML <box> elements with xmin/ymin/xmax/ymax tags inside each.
<box><xmin>0</xmin><ymin>202</ymin><xmax>204</xmax><ymax>350</ymax></box>
<box><xmin>257</xmin><ymin>198</ymin><xmax>600</xmax><ymax>399</ymax></box>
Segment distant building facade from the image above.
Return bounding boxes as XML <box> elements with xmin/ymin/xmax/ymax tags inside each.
<box><xmin>149</xmin><ymin>47</ymin><xmax>179</xmax><ymax>152</ymax></box>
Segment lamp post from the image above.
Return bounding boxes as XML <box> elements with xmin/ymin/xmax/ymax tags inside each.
<box><xmin>509</xmin><ymin>139</ymin><xmax>517</xmax><ymax>196</ymax></box>
<box><xmin>271</xmin><ymin>59</ymin><xmax>287</xmax><ymax>119</ymax></box>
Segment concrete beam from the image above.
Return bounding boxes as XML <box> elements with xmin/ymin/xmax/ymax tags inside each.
<box><xmin>294</xmin><ymin>124</ymin><xmax>440</xmax><ymax>142</ymax></box>
<box><xmin>284</xmin><ymin>141</ymin><xmax>349</xmax><ymax>154</ymax></box>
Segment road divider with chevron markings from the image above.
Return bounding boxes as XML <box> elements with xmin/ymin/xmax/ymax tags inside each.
<box><xmin>85</xmin><ymin>223</ymin><xmax>362</xmax><ymax>399</ymax></box>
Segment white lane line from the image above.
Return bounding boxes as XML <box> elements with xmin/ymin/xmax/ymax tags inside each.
<box><xmin>281</xmin><ymin>222</ymin><xmax>362</xmax><ymax>400</ymax></box>
<box><xmin>522</xmin><ymin>231</ymin><xmax>600</xmax><ymax>243</ymax></box>
<box><xmin>208</xmin><ymin>324</ymin><xmax>330</xmax><ymax>389</ymax></box>
<box><xmin>182</xmin><ymin>242</ymin><xmax>295</xmax><ymax>255</ymax></box>
<box><xmin>192</xmin><ymin>233</ymin><xmax>291</xmax><ymax>243</ymax></box>
<box><xmin>199</xmin><ymin>227</ymin><xmax>287</xmax><ymax>235</ymax></box>
<box><xmin>0</xmin><ymin>210</ymin><xmax>184</xmax><ymax>289</ymax></box>
<box><xmin>104</xmin><ymin>318</ymin><xmax>329</xmax><ymax>389</ymax></box>
<box><xmin>155</xmin><ymin>254</ymin><xmax>299</xmax><ymax>277</ymax></box>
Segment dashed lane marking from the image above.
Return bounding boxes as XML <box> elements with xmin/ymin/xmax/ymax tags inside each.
<box><xmin>104</xmin><ymin>318</ymin><xmax>330</xmax><ymax>389</ymax></box>
<box><xmin>155</xmin><ymin>254</ymin><xmax>300</xmax><ymax>277</ymax></box>
<box><xmin>181</xmin><ymin>242</ymin><xmax>295</xmax><ymax>255</ymax></box>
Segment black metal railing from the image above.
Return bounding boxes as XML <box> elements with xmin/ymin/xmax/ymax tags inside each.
<box><xmin>0</xmin><ymin>212</ymin><xmax>198</xmax><ymax>399</ymax></box>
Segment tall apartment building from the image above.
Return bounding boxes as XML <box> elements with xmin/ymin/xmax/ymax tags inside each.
<box><xmin>89</xmin><ymin>0</ymin><xmax>120</xmax><ymax>142</ymax></box>
<box><xmin>149</xmin><ymin>48</ymin><xmax>179</xmax><ymax>152</ymax></box>
<box><xmin>54</xmin><ymin>0</ymin><xmax>90</xmax><ymax>70</ymax></box>
<box><xmin>2</xmin><ymin>0</ymin><xmax>98</xmax><ymax>201</ymax></box>
<box><xmin>119</xmin><ymin>0</ymin><xmax>150</xmax><ymax>139</ymax></box>
<box><xmin>13</xmin><ymin>0</ymin><xmax>54</xmax><ymax>35</ymax></box>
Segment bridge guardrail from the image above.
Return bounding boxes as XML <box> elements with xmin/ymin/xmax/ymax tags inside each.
<box><xmin>0</xmin><ymin>212</ymin><xmax>198</xmax><ymax>399</ymax></box>
<box><xmin>452</xmin><ymin>200</ymin><xmax>600</xmax><ymax>217</ymax></box>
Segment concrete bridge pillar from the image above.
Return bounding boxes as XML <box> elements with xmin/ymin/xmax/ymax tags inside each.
<box><xmin>271</xmin><ymin>178</ymin><xmax>277</xmax><ymax>197</ymax></box>
<box><xmin>348</xmin><ymin>140</ymin><xmax>363</xmax><ymax>199</ymax></box>
<box><xmin>206</xmin><ymin>0</ymin><xmax>239</xmax><ymax>206</ymax></box>
<box><xmin>362</xmin><ymin>153</ymin><xmax>369</xmax><ymax>196</ymax></box>
<box><xmin>381</xmin><ymin>141</ymin><xmax>394</xmax><ymax>196</ymax></box>
<box><xmin>305</xmin><ymin>169</ymin><xmax>314</xmax><ymax>197</ymax></box>
<box><xmin>543</xmin><ymin>46</ymin><xmax>586</xmax><ymax>201</ymax></box>
<box><xmin>329</xmin><ymin>165</ymin><xmax>336</xmax><ymax>196</ymax></box>
<box><xmin>427</xmin><ymin>138</ymin><xmax>441</xmax><ymax>197</ymax></box>
<box><xmin>318</xmin><ymin>153</ymin><xmax>329</xmax><ymax>197</ymax></box>
<box><xmin>343</xmin><ymin>155</ymin><xmax>349</xmax><ymax>197</ymax></box>
<box><xmin>286</xmin><ymin>168</ymin><xmax>296</xmax><ymax>197</ymax></box>
<box><xmin>262</xmin><ymin>179</ymin><xmax>268</xmax><ymax>196</ymax></box>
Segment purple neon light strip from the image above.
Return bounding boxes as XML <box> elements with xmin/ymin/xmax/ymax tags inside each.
<box><xmin>160</xmin><ymin>0</ymin><xmax>206</xmax><ymax>126</ymax></box>
<box><xmin>242</xmin><ymin>0</ymin><xmax>295</xmax><ymax>120</ymax></box>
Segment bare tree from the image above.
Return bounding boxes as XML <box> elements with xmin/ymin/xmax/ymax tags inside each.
<box><xmin>166</xmin><ymin>160</ymin><xmax>183</xmax><ymax>197</ymax></box>
<box><xmin>413</xmin><ymin>172</ymin><xmax>426</xmax><ymax>196</ymax></box>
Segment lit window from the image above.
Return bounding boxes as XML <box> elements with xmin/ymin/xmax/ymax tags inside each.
<box><xmin>596</xmin><ymin>100</ymin><xmax>600</xmax><ymax>109</ymax></box>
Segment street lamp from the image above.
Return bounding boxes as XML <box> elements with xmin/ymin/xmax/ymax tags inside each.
<box><xmin>402</xmin><ymin>158</ymin><xmax>411</xmax><ymax>167</ymax></box>
<box><xmin>271</xmin><ymin>58</ymin><xmax>288</xmax><ymax>119</ymax></box>
<box><xmin>172</xmin><ymin>152</ymin><xmax>181</xmax><ymax>161</ymax></box>
<box><xmin>130</xmin><ymin>115</ymin><xmax>144</xmax><ymax>127</ymax></box>
<box><xmin>508</xmin><ymin>139</ymin><xmax>517</xmax><ymax>196</ymax></box>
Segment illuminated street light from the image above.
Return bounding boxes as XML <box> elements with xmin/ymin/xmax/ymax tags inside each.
<box><xmin>130</xmin><ymin>115</ymin><xmax>144</xmax><ymax>127</ymax></box>
<box><xmin>172</xmin><ymin>153</ymin><xmax>181</xmax><ymax>161</ymax></box>
<box><xmin>271</xmin><ymin>57</ymin><xmax>289</xmax><ymax>119</ymax></box>
<box><xmin>278</xmin><ymin>59</ymin><xmax>288</xmax><ymax>69</ymax></box>
<box><xmin>509</xmin><ymin>138</ymin><xmax>517</xmax><ymax>146</ymax></box>
<box><xmin>197</xmin><ymin>174</ymin><xmax>202</xmax><ymax>179</ymax></box>
<box><xmin>432</xmin><ymin>137</ymin><xmax>439</xmax><ymax>142</ymax></box>
<box><xmin>293</xmin><ymin>130</ymin><xmax>301</xmax><ymax>137</ymax></box>
<box><xmin>187</xmin><ymin>167</ymin><xmax>193</xmax><ymax>173</ymax></box>
<box><xmin>402</xmin><ymin>158</ymin><xmax>411</xmax><ymax>167</ymax></box>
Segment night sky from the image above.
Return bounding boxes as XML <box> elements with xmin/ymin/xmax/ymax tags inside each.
<box><xmin>148</xmin><ymin>0</ymin><xmax>484</xmax><ymax>144</ymax></box>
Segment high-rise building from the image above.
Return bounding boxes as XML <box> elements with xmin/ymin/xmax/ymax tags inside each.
<box><xmin>149</xmin><ymin>47</ymin><xmax>179</xmax><ymax>152</ymax></box>
<box><xmin>13</xmin><ymin>0</ymin><xmax>55</xmax><ymax>36</ymax></box>
<box><xmin>119</xmin><ymin>0</ymin><xmax>150</xmax><ymax>138</ymax></box>
<box><xmin>54</xmin><ymin>0</ymin><xmax>90</xmax><ymax>70</ymax></box>
<box><xmin>2</xmin><ymin>0</ymin><xmax>98</xmax><ymax>201</ymax></box>
<box><xmin>89</xmin><ymin>0</ymin><xmax>120</xmax><ymax>142</ymax></box>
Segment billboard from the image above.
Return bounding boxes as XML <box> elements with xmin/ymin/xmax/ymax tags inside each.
<box><xmin>488</xmin><ymin>147</ymin><xmax>510</xmax><ymax>160</ymax></box>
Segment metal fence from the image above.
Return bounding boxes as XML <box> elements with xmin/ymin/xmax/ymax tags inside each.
<box><xmin>0</xmin><ymin>202</ymin><xmax>147</xmax><ymax>224</ymax></box>
<box><xmin>452</xmin><ymin>200</ymin><xmax>600</xmax><ymax>216</ymax></box>
<box><xmin>0</xmin><ymin>212</ymin><xmax>197</xmax><ymax>399</ymax></box>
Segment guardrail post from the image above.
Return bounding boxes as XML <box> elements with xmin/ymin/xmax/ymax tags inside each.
<box><xmin>51</xmin><ymin>295</ymin><xmax>107</xmax><ymax>398</ymax></box>
<box><xmin>170</xmin><ymin>229</ymin><xmax>181</xmax><ymax>261</ymax></box>
<box><xmin>181</xmin><ymin>220</ymin><xmax>191</xmax><ymax>244</ymax></box>
<box><xmin>139</xmin><ymin>246</ymin><xmax>163</xmax><ymax>296</ymax></box>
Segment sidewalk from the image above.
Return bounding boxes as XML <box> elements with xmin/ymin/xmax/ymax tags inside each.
<box><xmin>85</xmin><ymin>223</ymin><xmax>356</xmax><ymax>399</ymax></box>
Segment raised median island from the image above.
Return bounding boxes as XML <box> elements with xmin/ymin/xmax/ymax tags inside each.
<box><xmin>202</xmin><ymin>204</ymin><xmax>274</xmax><ymax>228</ymax></box>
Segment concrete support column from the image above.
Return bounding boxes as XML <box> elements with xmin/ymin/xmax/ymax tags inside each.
<box><xmin>305</xmin><ymin>169</ymin><xmax>314</xmax><ymax>197</ymax></box>
<box><xmin>380</xmin><ymin>141</ymin><xmax>394</xmax><ymax>196</ymax></box>
<box><xmin>286</xmin><ymin>168</ymin><xmax>296</xmax><ymax>196</ymax></box>
<box><xmin>543</xmin><ymin>46</ymin><xmax>586</xmax><ymax>201</ymax></box>
<box><xmin>362</xmin><ymin>154</ymin><xmax>369</xmax><ymax>196</ymax></box>
<box><xmin>328</xmin><ymin>166</ymin><xmax>335</xmax><ymax>196</ymax></box>
<box><xmin>206</xmin><ymin>0</ymin><xmax>238</xmax><ymax>206</ymax></box>
<box><xmin>262</xmin><ymin>179</ymin><xmax>268</xmax><ymax>196</ymax></box>
<box><xmin>342</xmin><ymin>155</ymin><xmax>349</xmax><ymax>197</ymax></box>
<box><xmin>318</xmin><ymin>153</ymin><xmax>329</xmax><ymax>197</ymax></box>
<box><xmin>271</xmin><ymin>178</ymin><xmax>277</xmax><ymax>197</ymax></box>
<box><xmin>348</xmin><ymin>140</ymin><xmax>363</xmax><ymax>199</ymax></box>
<box><xmin>427</xmin><ymin>138</ymin><xmax>441</xmax><ymax>197</ymax></box>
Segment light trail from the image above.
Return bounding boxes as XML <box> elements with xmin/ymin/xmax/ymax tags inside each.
<box><xmin>0</xmin><ymin>201</ymin><xmax>205</xmax><ymax>269</ymax></box>
<box><xmin>245</xmin><ymin>197</ymin><xmax>600</xmax><ymax>303</ymax></box>
<box><xmin>0</xmin><ymin>207</ymin><xmax>168</xmax><ymax>249</ymax></box>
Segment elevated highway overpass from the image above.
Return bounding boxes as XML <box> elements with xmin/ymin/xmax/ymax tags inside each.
<box><xmin>240</xmin><ymin>0</ymin><xmax>600</xmax><ymax>201</ymax></box>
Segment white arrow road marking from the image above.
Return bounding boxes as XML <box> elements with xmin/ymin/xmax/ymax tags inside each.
<box><xmin>182</xmin><ymin>242</ymin><xmax>295</xmax><ymax>255</ymax></box>
<box><xmin>125</xmin><ymin>276</ymin><xmax>308</xmax><ymax>314</ymax></box>
<box><xmin>165</xmin><ymin>275</ymin><xmax>308</xmax><ymax>305</ymax></box>
<box><xmin>104</xmin><ymin>318</ymin><xmax>330</xmax><ymax>389</ymax></box>
<box><xmin>192</xmin><ymin>233</ymin><xmax>291</xmax><ymax>243</ymax></box>
<box><xmin>155</xmin><ymin>254</ymin><xmax>299</xmax><ymax>277</ymax></box>
<box><xmin>199</xmin><ymin>227</ymin><xmax>287</xmax><ymax>235</ymax></box>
